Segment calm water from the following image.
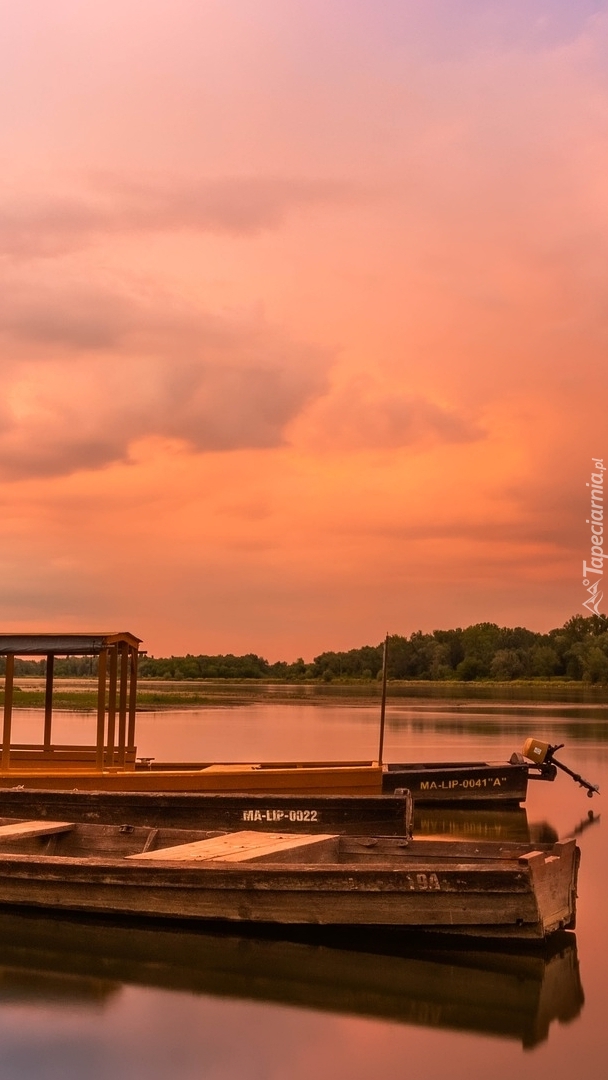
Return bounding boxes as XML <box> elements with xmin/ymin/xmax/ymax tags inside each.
<box><xmin>0</xmin><ymin>699</ymin><xmax>606</xmax><ymax>1079</ymax></box>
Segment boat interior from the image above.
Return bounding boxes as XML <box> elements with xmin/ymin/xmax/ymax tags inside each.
<box><xmin>0</xmin><ymin>818</ymin><xmax>565</xmax><ymax>868</ymax></box>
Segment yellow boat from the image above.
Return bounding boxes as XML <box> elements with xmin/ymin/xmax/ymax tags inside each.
<box><xmin>0</xmin><ymin>633</ymin><xmax>559</xmax><ymax>803</ymax></box>
<box><xmin>0</xmin><ymin>632</ymin><xmax>383</xmax><ymax>794</ymax></box>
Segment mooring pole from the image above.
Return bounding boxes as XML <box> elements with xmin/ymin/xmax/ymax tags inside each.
<box><xmin>378</xmin><ymin>633</ymin><xmax>389</xmax><ymax>765</ymax></box>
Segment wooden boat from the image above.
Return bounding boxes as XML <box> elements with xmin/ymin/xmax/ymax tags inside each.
<box><xmin>0</xmin><ymin>790</ymin><xmax>414</xmax><ymax>836</ymax></box>
<box><xmin>0</xmin><ymin>817</ymin><xmax>580</xmax><ymax>941</ymax></box>
<box><xmin>0</xmin><ymin>632</ymin><xmax>559</xmax><ymax>805</ymax></box>
<box><xmin>0</xmin><ymin>909</ymin><xmax>584</xmax><ymax>1047</ymax></box>
<box><xmin>0</xmin><ymin>789</ymin><xmax>557</xmax><ymax>846</ymax></box>
<box><xmin>0</xmin><ymin>757</ymin><xmax>534</xmax><ymax>801</ymax></box>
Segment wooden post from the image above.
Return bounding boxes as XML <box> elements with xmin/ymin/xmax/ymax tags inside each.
<box><xmin>117</xmin><ymin>642</ymin><xmax>128</xmax><ymax>767</ymax></box>
<box><xmin>95</xmin><ymin>648</ymin><xmax>107</xmax><ymax>771</ymax></box>
<box><xmin>43</xmin><ymin>653</ymin><xmax>54</xmax><ymax>752</ymax></box>
<box><xmin>106</xmin><ymin>646</ymin><xmax>118</xmax><ymax>767</ymax></box>
<box><xmin>378</xmin><ymin>634</ymin><xmax>389</xmax><ymax>766</ymax></box>
<box><xmin>1</xmin><ymin>654</ymin><xmax>15</xmax><ymax>772</ymax></box>
<box><xmin>127</xmin><ymin>647</ymin><xmax>138</xmax><ymax>753</ymax></box>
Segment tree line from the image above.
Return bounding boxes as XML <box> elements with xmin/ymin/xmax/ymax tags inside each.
<box><xmin>3</xmin><ymin>615</ymin><xmax>608</xmax><ymax>683</ymax></box>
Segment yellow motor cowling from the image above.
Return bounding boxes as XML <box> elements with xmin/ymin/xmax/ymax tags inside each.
<box><xmin>522</xmin><ymin>737</ymin><xmax>551</xmax><ymax>765</ymax></box>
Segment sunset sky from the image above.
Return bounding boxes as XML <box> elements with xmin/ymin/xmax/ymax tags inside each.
<box><xmin>2</xmin><ymin>0</ymin><xmax>607</xmax><ymax>659</ymax></box>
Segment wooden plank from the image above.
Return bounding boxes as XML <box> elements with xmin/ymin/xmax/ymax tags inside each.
<box><xmin>341</xmin><ymin>837</ymin><xmax>536</xmax><ymax>860</ymax></box>
<box><xmin>95</xmin><ymin>648</ymin><xmax>107</xmax><ymax>771</ymax></box>
<box><xmin>1</xmin><ymin>654</ymin><xmax>15</xmax><ymax>771</ymax></box>
<box><xmin>117</xmin><ymin>642</ymin><xmax>128</xmax><ymax>767</ymax></box>
<box><xmin>127</xmin><ymin>830</ymin><xmax>337</xmax><ymax>863</ymax></box>
<box><xmin>0</xmin><ymin>820</ymin><xmax>74</xmax><ymax>840</ymax></box>
<box><xmin>127</xmin><ymin>647</ymin><xmax>138</xmax><ymax>752</ymax></box>
<box><xmin>141</xmin><ymin>828</ymin><xmax>159</xmax><ymax>853</ymax></box>
<box><xmin>202</xmin><ymin>764</ymin><xmax>263</xmax><ymax>772</ymax></box>
<box><xmin>106</xmin><ymin>645</ymin><xmax>118</xmax><ymax>766</ymax></box>
<box><xmin>43</xmin><ymin>654</ymin><xmax>54</xmax><ymax>751</ymax></box>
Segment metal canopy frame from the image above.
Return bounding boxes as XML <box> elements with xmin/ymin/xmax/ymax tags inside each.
<box><xmin>0</xmin><ymin>633</ymin><xmax>142</xmax><ymax>774</ymax></box>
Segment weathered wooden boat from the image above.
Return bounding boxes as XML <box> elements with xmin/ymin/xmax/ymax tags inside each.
<box><xmin>0</xmin><ymin>632</ymin><xmax>573</xmax><ymax>806</ymax></box>
<box><xmin>2</xmin><ymin>792</ymin><xmax>590</xmax><ymax>848</ymax></box>
<box><xmin>0</xmin><ymin>817</ymin><xmax>580</xmax><ymax>941</ymax></box>
<box><xmin>0</xmin><ymin>909</ymin><xmax>584</xmax><ymax>1047</ymax></box>
<box><xmin>0</xmin><ymin>790</ymin><xmax>414</xmax><ymax>835</ymax></box>
<box><xmin>0</xmin><ymin>789</ymin><xmax>557</xmax><ymax>846</ymax></box>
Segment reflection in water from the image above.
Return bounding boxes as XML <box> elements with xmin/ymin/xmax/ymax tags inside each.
<box><xmin>390</xmin><ymin>713</ymin><xmax>608</xmax><ymax>745</ymax></box>
<box><xmin>0</xmin><ymin>911</ymin><xmax>583</xmax><ymax>1050</ymax></box>
<box><xmin>0</xmin><ymin>966</ymin><xmax>118</xmax><ymax>1008</ymax></box>
<box><xmin>569</xmin><ymin>809</ymin><xmax>601</xmax><ymax>838</ymax></box>
<box><xmin>412</xmin><ymin>805</ymin><xmax>600</xmax><ymax>845</ymax></box>
<box><xmin>413</xmin><ymin>805</ymin><xmax>558</xmax><ymax>845</ymax></box>
<box><xmin>414</xmin><ymin>803</ymin><xmax>561</xmax><ymax>842</ymax></box>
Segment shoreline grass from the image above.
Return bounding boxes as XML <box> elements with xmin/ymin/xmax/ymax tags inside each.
<box><xmin>2</xmin><ymin>677</ymin><xmax>608</xmax><ymax>710</ymax></box>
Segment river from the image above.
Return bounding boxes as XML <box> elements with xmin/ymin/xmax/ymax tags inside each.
<box><xmin>0</xmin><ymin>696</ymin><xmax>605</xmax><ymax>1079</ymax></box>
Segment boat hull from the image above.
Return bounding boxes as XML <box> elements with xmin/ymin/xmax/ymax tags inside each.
<box><xmin>0</xmin><ymin>759</ymin><xmax>531</xmax><ymax>804</ymax></box>
<box><xmin>383</xmin><ymin>761</ymin><xmax>529</xmax><ymax>803</ymax></box>
<box><xmin>0</xmin><ymin>822</ymin><xmax>579</xmax><ymax>942</ymax></box>
<box><xmin>0</xmin><ymin>790</ymin><xmax>413</xmax><ymax>835</ymax></box>
<box><xmin>0</xmin><ymin>762</ymin><xmax>383</xmax><ymax>794</ymax></box>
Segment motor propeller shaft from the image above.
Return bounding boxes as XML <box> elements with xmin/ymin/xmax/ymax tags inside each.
<box><xmin>522</xmin><ymin>738</ymin><xmax>600</xmax><ymax>797</ymax></box>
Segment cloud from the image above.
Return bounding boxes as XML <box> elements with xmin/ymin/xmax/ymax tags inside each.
<box><xmin>1</xmin><ymin>282</ymin><xmax>135</xmax><ymax>350</ymax></box>
<box><xmin>0</xmin><ymin>174</ymin><xmax>358</xmax><ymax>258</ymax></box>
<box><xmin>300</xmin><ymin>379</ymin><xmax>485</xmax><ymax>450</ymax></box>
<box><xmin>0</xmin><ymin>278</ymin><xmax>331</xmax><ymax>479</ymax></box>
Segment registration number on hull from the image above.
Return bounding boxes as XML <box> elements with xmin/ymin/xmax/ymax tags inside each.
<box><xmin>241</xmin><ymin>809</ymin><xmax>320</xmax><ymax>823</ymax></box>
<box><xmin>419</xmin><ymin>776</ymin><xmax>507</xmax><ymax>791</ymax></box>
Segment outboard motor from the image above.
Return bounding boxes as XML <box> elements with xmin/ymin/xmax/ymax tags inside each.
<box><xmin>522</xmin><ymin>738</ymin><xmax>600</xmax><ymax>798</ymax></box>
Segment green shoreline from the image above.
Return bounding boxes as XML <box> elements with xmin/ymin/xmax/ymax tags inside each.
<box><xmin>3</xmin><ymin>678</ymin><xmax>608</xmax><ymax>710</ymax></box>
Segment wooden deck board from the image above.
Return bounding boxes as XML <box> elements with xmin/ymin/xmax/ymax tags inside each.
<box><xmin>201</xmin><ymin>765</ymin><xmax>262</xmax><ymax>773</ymax></box>
<box><xmin>0</xmin><ymin>820</ymin><xmax>74</xmax><ymax>841</ymax></box>
<box><xmin>127</xmin><ymin>829</ymin><xmax>337</xmax><ymax>863</ymax></box>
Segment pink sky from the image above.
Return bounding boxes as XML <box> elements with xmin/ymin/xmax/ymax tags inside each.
<box><xmin>1</xmin><ymin>1</ymin><xmax>607</xmax><ymax>659</ymax></box>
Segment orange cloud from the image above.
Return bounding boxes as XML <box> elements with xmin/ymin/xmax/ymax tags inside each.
<box><xmin>1</xmin><ymin>3</ymin><xmax>607</xmax><ymax>653</ymax></box>
<box><xmin>298</xmin><ymin>378</ymin><xmax>485</xmax><ymax>450</ymax></box>
<box><xmin>0</xmin><ymin>175</ymin><xmax>360</xmax><ymax>258</ymax></box>
<box><xmin>0</xmin><ymin>274</ymin><xmax>331</xmax><ymax>478</ymax></box>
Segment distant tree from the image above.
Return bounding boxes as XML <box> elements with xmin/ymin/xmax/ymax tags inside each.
<box><xmin>432</xmin><ymin>628</ymin><xmax>465</xmax><ymax>669</ymax></box>
<box><xmin>560</xmin><ymin>614</ymin><xmax>608</xmax><ymax>641</ymax></box>
<box><xmin>311</xmin><ymin>645</ymin><xmax>383</xmax><ymax>680</ymax></box>
<box><xmin>384</xmin><ymin>635</ymin><xmax>414</xmax><ymax>678</ymax></box>
<box><xmin>582</xmin><ymin>646</ymin><xmax>608</xmax><ymax>683</ymax></box>
<box><xmin>529</xmin><ymin>645</ymin><xmax>560</xmax><ymax>677</ymax></box>
<box><xmin>456</xmin><ymin>656</ymin><xmax>484</xmax><ymax>681</ymax></box>
<box><xmin>490</xmin><ymin>649</ymin><xmax>525</xmax><ymax>680</ymax></box>
<box><xmin>460</xmin><ymin>623</ymin><xmax>504</xmax><ymax>677</ymax></box>
<box><xmin>12</xmin><ymin>614</ymin><xmax>607</xmax><ymax>685</ymax></box>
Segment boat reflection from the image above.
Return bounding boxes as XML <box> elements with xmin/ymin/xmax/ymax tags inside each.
<box><xmin>0</xmin><ymin>911</ymin><xmax>583</xmax><ymax>1049</ymax></box>
<box><xmin>413</xmin><ymin>805</ymin><xmax>558</xmax><ymax>845</ymax></box>
<box><xmin>413</xmin><ymin>805</ymin><xmax>601</xmax><ymax>845</ymax></box>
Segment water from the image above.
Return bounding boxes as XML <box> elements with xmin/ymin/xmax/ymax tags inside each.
<box><xmin>0</xmin><ymin>698</ymin><xmax>606</xmax><ymax>1079</ymax></box>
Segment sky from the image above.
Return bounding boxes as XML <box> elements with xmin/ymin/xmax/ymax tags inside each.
<box><xmin>1</xmin><ymin>0</ymin><xmax>607</xmax><ymax>660</ymax></box>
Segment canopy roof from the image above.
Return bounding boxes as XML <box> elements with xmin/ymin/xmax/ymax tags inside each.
<box><xmin>0</xmin><ymin>633</ymin><xmax>141</xmax><ymax>656</ymax></box>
